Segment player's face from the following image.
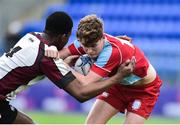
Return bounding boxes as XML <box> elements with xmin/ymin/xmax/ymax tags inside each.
<box><xmin>82</xmin><ymin>38</ymin><xmax>104</xmax><ymax>59</ymax></box>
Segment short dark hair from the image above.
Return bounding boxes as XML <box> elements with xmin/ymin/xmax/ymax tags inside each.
<box><xmin>45</xmin><ymin>11</ymin><xmax>73</xmax><ymax>35</ymax></box>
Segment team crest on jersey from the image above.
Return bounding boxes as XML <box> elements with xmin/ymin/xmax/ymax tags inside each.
<box><xmin>102</xmin><ymin>92</ymin><xmax>109</xmax><ymax>97</ymax></box>
<box><xmin>132</xmin><ymin>99</ymin><xmax>141</xmax><ymax>110</ymax></box>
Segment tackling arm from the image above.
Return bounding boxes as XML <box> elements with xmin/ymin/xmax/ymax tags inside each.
<box><xmin>57</xmin><ymin>47</ymin><xmax>71</xmax><ymax>59</ymax></box>
<box><xmin>63</xmin><ymin>59</ymin><xmax>134</xmax><ymax>102</ymax></box>
<box><xmin>63</xmin><ymin>76</ymin><xmax>119</xmax><ymax>102</ymax></box>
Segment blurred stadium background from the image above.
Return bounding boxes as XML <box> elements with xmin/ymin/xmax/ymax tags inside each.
<box><xmin>0</xmin><ymin>0</ymin><xmax>180</xmax><ymax>124</ymax></box>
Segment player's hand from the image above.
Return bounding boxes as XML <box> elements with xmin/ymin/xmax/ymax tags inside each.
<box><xmin>116</xmin><ymin>35</ymin><xmax>132</xmax><ymax>42</ymax></box>
<box><xmin>45</xmin><ymin>46</ymin><xmax>59</xmax><ymax>58</ymax></box>
<box><xmin>117</xmin><ymin>57</ymin><xmax>135</xmax><ymax>77</ymax></box>
<box><xmin>64</xmin><ymin>55</ymin><xmax>79</xmax><ymax>66</ymax></box>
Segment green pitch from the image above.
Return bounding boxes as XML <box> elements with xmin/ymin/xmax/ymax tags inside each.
<box><xmin>28</xmin><ymin>111</ymin><xmax>180</xmax><ymax>124</ymax></box>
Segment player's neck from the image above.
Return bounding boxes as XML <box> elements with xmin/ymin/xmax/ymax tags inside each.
<box><xmin>41</xmin><ymin>32</ymin><xmax>52</xmax><ymax>45</ymax></box>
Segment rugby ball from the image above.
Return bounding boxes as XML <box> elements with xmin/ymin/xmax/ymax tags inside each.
<box><xmin>74</xmin><ymin>54</ymin><xmax>93</xmax><ymax>75</ymax></box>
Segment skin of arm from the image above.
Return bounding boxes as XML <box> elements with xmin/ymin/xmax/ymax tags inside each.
<box><xmin>41</xmin><ymin>58</ymin><xmax>132</xmax><ymax>103</ymax></box>
<box><xmin>63</xmin><ymin>59</ymin><xmax>134</xmax><ymax>103</ymax></box>
<box><xmin>57</xmin><ymin>47</ymin><xmax>71</xmax><ymax>59</ymax></box>
<box><xmin>72</xmin><ymin>69</ymin><xmax>102</xmax><ymax>84</ymax></box>
<box><xmin>63</xmin><ymin>76</ymin><xmax>117</xmax><ymax>102</ymax></box>
<box><xmin>42</xmin><ymin>54</ymin><xmax>130</xmax><ymax>103</ymax></box>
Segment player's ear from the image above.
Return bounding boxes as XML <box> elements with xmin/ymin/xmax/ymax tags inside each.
<box><xmin>57</xmin><ymin>34</ymin><xmax>66</xmax><ymax>42</ymax></box>
<box><xmin>62</xmin><ymin>32</ymin><xmax>71</xmax><ymax>40</ymax></box>
<box><xmin>61</xmin><ymin>34</ymin><xmax>69</xmax><ymax>42</ymax></box>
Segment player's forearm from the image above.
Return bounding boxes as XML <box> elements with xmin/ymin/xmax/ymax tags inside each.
<box><xmin>64</xmin><ymin>72</ymin><xmax>123</xmax><ymax>103</ymax></box>
<box><xmin>71</xmin><ymin>69</ymin><xmax>89</xmax><ymax>84</ymax></box>
<box><xmin>58</xmin><ymin>48</ymin><xmax>71</xmax><ymax>59</ymax></box>
<box><xmin>78</xmin><ymin>73</ymin><xmax>123</xmax><ymax>101</ymax></box>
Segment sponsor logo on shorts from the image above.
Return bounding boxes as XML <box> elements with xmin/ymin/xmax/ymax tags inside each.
<box><xmin>102</xmin><ymin>92</ymin><xmax>109</xmax><ymax>97</ymax></box>
<box><xmin>132</xmin><ymin>99</ymin><xmax>141</xmax><ymax>110</ymax></box>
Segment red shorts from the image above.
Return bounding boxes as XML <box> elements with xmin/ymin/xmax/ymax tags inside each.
<box><xmin>97</xmin><ymin>75</ymin><xmax>162</xmax><ymax>119</ymax></box>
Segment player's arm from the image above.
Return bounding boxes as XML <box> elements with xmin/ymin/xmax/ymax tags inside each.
<box><xmin>63</xmin><ymin>59</ymin><xmax>134</xmax><ymax>102</ymax></box>
<box><xmin>57</xmin><ymin>47</ymin><xmax>71</xmax><ymax>59</ymax></box>
<box><xmin>45</xmin><ymin>40</ymin><xmax>85</xmax><ymax>59</ymax></box>
<box><xmin>41</xmin><ymin>57</ymin><xmax>134</xmax><ymax>102</ymax></box>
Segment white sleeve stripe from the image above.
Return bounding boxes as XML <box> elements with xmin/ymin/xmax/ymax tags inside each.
<box><xmin>53</xmin><ymin>59</ymin><xmax>71</xmax><ymax>76</ymax></box>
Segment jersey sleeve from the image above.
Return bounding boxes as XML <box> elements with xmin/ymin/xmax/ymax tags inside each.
<box><xmin>40</xmin><ymin>57</ymin><xmax>76</xmax><ymax>88</ymax></box>
<box><xmin>91</xmin><ymin>46</ymin><xmax>120</xmax><ymax>77</ymax></box>
<box><xmin>68</xmin><ymin>39</ymin><xmax>86</xmax><ymax>55</ymax></box>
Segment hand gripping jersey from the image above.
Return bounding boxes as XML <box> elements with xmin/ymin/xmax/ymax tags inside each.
<box><xmin>68</xmin><ymin>33</ymin><xmax>150</xmax><ymax>85</ymax></box>
<box><xmin>0</xmin><ymin>32</ymin><xmax>75</xmax><ymax>100</ymax></box>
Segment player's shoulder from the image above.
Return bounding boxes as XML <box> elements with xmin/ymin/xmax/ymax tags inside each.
<box><xmin>102</xmin><ymin>39</ymin><xmax>121</xmax><ymax>56</ymax></box>
<box><xmin>17</xmin><ymin>32</ymin><xmax>42</xmax><ymax>45</ymax></box>
<box><xmin>15</xmin><ymin>32</ymin><xmax>45</xmax><ymax>58</ymax></box>
<box><xmin>104</xmin><ymin>34</ymin><xmax>122</xmax><ymax>47</ymax></box>
<box><xmin>96</xmin><ymin>44</ymin><xmax>120</xmax><ymax>66</ymax></box>
<box><xmin>95</xmin><ymin>37</ymin><xmax>121</xmax><ymax>64</ymax></box>
<box><xmin>104</xmin><ymin>33</ymin><xmax>118</xmax><ymax>41</ymax></box>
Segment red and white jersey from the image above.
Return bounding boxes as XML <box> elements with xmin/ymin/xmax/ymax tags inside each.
<box><xmin>68</xmin><ymin>33</ymin><xmax>150</xmax><ymax>84</ymax></box>
<box><xmin>0</xmin><ymin>32</ymin><xmax>75</xmax><ymax>100</ymax></box>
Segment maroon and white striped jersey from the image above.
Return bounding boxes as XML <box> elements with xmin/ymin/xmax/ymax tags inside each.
<box><xmin>0</xmin><ymin>32</ymin><xmax>75</xmax><ymax>100</ymax></box>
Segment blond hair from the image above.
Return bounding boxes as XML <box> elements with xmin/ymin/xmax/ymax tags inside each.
<box><xmin>76</xmin><ymin>14</ymin><xmax>104</xmax><ymax>47</ymax></box>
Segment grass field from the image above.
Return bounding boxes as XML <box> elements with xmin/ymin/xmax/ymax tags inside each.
<box><xmin>27</xmin><ymin>111</ymin><xmax>180</xmax><ymax>124</ymax></box>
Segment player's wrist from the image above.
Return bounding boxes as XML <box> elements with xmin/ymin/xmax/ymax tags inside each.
<box><xmin>110</xmin><ymin>73</ymin><xmax>123</xmax><ymax>84</ymax></box>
